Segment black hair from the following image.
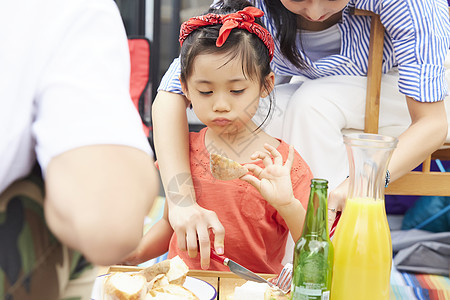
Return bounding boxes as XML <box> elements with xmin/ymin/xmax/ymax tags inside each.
<box><xmin>179</xmin><ymin>0</ymin><xmax>274</xmax><ymax>130</ymax></box>
<box><xmin>260</xmin><ymin>0</ymin><xmax>306</xmax><ymax>69</ymax></box>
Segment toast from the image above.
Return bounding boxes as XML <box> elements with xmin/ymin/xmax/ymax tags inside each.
<box><xmin>103</xmin><ymin>256</ymin><xmax>198</xmax><ymax>300</ymax></box>
<box><xmin>264</xmin><ymin>286</ymin><xmax>290</xmax><ymax>300</ymax></box>
<box><xmin>104</xmin><ymin>272</ymin><xmax>147</xmax><ymax>300</ymax></box>
<box><xmin>166</xmin><ymin>255</ymin><xmax>189</xmax><ymax>285</ymax></box>
<box><xmin>210</xmin><ymin>153</ymin><xmax>248</xmax><ymax>180</ymax></box>
<box><xmin>138</xmin><ymin>260</ymin><xmax>170</xmax><ymax>282</ymax></box>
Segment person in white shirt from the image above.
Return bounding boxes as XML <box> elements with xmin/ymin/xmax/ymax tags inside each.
<box><xmin>0</xmin><ymin>0</ymin><xmax>159</xmax><ymax>299</ymax></box>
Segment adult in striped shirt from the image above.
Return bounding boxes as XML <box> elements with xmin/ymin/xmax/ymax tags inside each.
<box><xmin>153</xmin><ymin>0</ymin><xmax>450</xmax><ymax>265</ymax></box>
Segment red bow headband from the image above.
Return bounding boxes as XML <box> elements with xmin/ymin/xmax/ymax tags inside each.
<box><xmin>179</xmin><ymin>6</ymin><xmax>274</xmax><ymax>61</ymax></box>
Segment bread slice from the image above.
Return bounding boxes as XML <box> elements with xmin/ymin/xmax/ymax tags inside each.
<box><xmin>104</xmin><ymin>256</ymin><xmax>194</xmax><ymax>300</ymax></box>
<box><xmin>138</xmin><ymin>255</ymin><xmax>188</xmax><ymax>285</ymax></box>
<box><xmin>166</xmin><ymin>255</ymin><xmax>189</xmax><ymax>285</ymax></box>
<box><xmin>139</xmin><ymin>260</ymin><xmax>170</xmax><ymax>282</ymax></box>
<box><xmin>264</xmin><ymin>286</ymin><xmax>291</xmax><ymax>300</ymax></box>
<box><xmin>104</xmin><ymin>272</ymin><xmax>147</xmax><ymax>300</ymax></box>
<box><xmin>210</xmin><ymin>153</ymin><xmax>248</xmax><ymax>180</ymax></box>
<box><xmin>147</xmin><ymin>274</ymin><xmax>169</xmax><ymax>290</ymax></box>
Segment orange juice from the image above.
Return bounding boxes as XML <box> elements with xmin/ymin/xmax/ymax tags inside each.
<box><xmin>331</xmin><ymin>197</ymin><xmax>392</xmax><ymax>300</ymax></box>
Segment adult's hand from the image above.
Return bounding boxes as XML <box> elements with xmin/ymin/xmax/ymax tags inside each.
<box><xmin>327</xmin><ymin>177</ymin><xmax>349</xmax><ymax>233</ymax></box>
<box><xmin>167</xmin><ymin>202</ymin><xmax>225</xmax><ymax>269</ymax></box>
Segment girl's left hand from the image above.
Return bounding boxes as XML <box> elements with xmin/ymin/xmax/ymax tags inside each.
<box><xmin>240</xmin><ymin>144</ymin><xmax>295</xmax><ymax>209</ymax></box>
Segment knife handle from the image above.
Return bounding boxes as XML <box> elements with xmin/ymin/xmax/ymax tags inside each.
<box><xmin>210</xmin><ymin>248</ymin><xmax>227</xmax><ymax>265</ymax></box>
<box><xmin>329</xmin><ymin>211</ymin><xmax>341</xmax><ymax>238</ymax></box>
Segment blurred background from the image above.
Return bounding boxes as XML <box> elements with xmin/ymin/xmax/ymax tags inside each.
<box><xmin>115</xmin><ymin>0</ymin><xmax>210</xmax><ymax>100</ymax></box>
<box><xmin>115</xmin><ymin>0</ymin><xmax>209</xmax><ymax>132</ymax></box>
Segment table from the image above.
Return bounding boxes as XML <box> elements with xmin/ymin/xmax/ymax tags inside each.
<box><xmin>99</xmin><ymin>265</ymin><xmax>450</xmax><ymax>299</ymax></box>
<box><xmin>103</xmin><ymin>265</ymin><xmax>275</xmax><ymax>300</ymax></box>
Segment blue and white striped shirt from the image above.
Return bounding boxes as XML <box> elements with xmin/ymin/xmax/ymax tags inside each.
<box><xmin>159</xmin><ymin>0</ymin><xmax>450</xmax><ymax>102</ymax></box>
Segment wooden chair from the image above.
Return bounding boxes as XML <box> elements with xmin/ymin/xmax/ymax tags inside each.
<box><xmin>352</xmin><ymin>8</ymin><xmax>450</xmax><ymax>196</ymax></box>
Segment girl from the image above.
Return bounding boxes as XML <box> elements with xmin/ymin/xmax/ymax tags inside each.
<box><xmin>154</xmin><ymin>0</ymin><xmax>450</xmax><ymax>265</ymax></box>
<box><xmin>125</xmin><ymin>0</ymin><xmax>313</xmax><ymax>274</ymax></box>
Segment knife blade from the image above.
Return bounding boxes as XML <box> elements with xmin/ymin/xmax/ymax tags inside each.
<box><xmin>210</xmin><ymin>248</ymin><xmax>275</xmax><ymax>286</ymax></box>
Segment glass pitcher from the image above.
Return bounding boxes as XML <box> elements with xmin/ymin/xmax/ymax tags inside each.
<box><xmin>331</xmin><ymin>133</ymin><xmax>398</xmax><ymax>300</ymax></box>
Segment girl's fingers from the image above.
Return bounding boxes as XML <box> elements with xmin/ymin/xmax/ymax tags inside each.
<box><xmin>285</xmin><ymin>145</ymin><xmax>294</xmax><ymax>169</ymax></box>
<box><xmin>244</xmin><ymin>164</ymin><xmax>264</xmax><ymax>179</ymax></box>
<box><xmin>186</xmin><ymin>228</ymin><xmax>199</xmax><ymax>258</ymax></box>
<box><xmin>208</xmin><ymin>218</ymin><xmax>225</xmax><ymax>256</ymax></box>
<box><xmin>175</xmin><ymin>228</ymin><xmax>187</xmax><ymax>252</ymax></box>
<box><xmin>240</xmin><ymin>174</ymin><xmax>260</xmax><ymax>191</ymax></box>
<box><xmin>264</xmin><ymin>143</ymin><xmax>283</xmax><ymax>165</ymax></box>
<box><xmin>250</xmin><ymin>150</ymin><xmax>273</xmax><ymax>166</ymax></box>
<box><xmin>196</xmin><ymin>225</ymin><xmax>211</xmax><ymax>270</ymax></box>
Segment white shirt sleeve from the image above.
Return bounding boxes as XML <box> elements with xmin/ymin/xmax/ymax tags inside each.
<box><xmin>32</xmin><ymin>0</ymin><xmax>153</xmax><ymax>171</ymax></box>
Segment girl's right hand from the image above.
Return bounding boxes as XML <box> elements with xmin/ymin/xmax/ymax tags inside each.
<box><xmin>241</xmin><ymin>144</ymin><xmax>296</xmax><ymax>210</ymax></box>
<box><xmin>168</xmin><ymin>202</ymin><xmax>225</xmax><ymax>270</ymax></box>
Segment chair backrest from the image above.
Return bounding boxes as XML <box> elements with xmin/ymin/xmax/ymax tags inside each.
<box><xmin>128</xmin><ymin>37</ymin><xmax>152</xmax><ymax>137</ymax></box>
<box><xmin>353</xmin><ymin>8</ymin><xmax>450</xmax><ymax>196</ymax></box>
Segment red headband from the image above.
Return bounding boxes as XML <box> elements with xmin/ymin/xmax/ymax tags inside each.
<box><xmin>179</xmin><ymin>6</ymin><xmax>274</xmax><ymax>61</ymax></box>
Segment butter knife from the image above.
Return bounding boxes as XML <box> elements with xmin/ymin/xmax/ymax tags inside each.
<box><xmin>210</xmin><ymin>248</ymin><xmax>275</xmax><ymax>287</ymax></box>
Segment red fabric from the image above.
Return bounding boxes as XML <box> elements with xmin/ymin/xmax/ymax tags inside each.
<box><xmin>168</xmin><ymin>128</ymin><xmax>313</xmax><ymax>274</ymax></box>
<box><xmin>179</xmin><ymin>7</ymin><xmax>274</xmax><ymax>61</ymax></box>
<box><xmin>128</xmin><ymin>38</ymin><xmax>150</xmax><ymax>136</ymax></box>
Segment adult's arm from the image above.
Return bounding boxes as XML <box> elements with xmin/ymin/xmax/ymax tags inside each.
<box><xmin>327</xmin><ymin>0</ymin><xmax>450</xmax><ymax>227</ymax></box>
<box><xmin>388</xmin><ymin>97</ymin><xmax>448</xmax><ymax>181</ymax></box>
<box><xmin>44</xmin><ymin>145</ymin><xmax>159</xmax><ymax>266</ymax></box>
<box><xmin>328</xmin><ymin>97</ymin><xmax>448</xmax><ymax>227</ymax></box>
<box><xmin>152</xmin><ymin>91</ymin><xmax>225</xmax><ymax>269</ymax></box>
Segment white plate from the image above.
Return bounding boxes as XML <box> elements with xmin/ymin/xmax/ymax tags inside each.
<box><xmin>91</xmin><ymin>274</ymin><xmax>217</xmax><ymax>300</ymax></box>
<box><xmin>181</xmin><ymin>276</ymin><xmax>217</xmax><ymax>300</ymax></box>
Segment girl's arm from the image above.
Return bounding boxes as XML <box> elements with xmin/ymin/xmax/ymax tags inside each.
<box><xmin>272</xmin><ymin>197</ymin><xmax>306</xmax><ymax>242</ymax></box>
<box><xmin>122</xmin><ymin>202</ymin><xmax>173</xmax><ymax>265</ymax></box>
<box><xmin>327</xmin><ymin>97</ymin><xmax>448</xmax><ymax>227</ymax></box>
<box><xmin>241</xmin><ymin>144</ymin><xmax>306</xmax><ymax>241</ymax></box>
<box><xmin>152</xmin><ymin>91</ymin><xmax>225</xmax><ymax>269</ymax></box>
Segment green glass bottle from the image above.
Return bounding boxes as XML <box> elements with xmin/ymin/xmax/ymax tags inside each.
<box><xmin>291</xmin><ymin>178</ymin><xmax>333</xmax><ymax>300</ymax></box>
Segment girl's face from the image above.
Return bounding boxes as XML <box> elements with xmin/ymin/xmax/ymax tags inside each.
<box><xmin>181</xmin><ymin>52</ymin><xmax>274</xmax><ymax>135</ymax></box>
<box><xmin>280</xmin><ymin>0</ymin><xmax>349</xmax><ymax>22</ymax></box>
